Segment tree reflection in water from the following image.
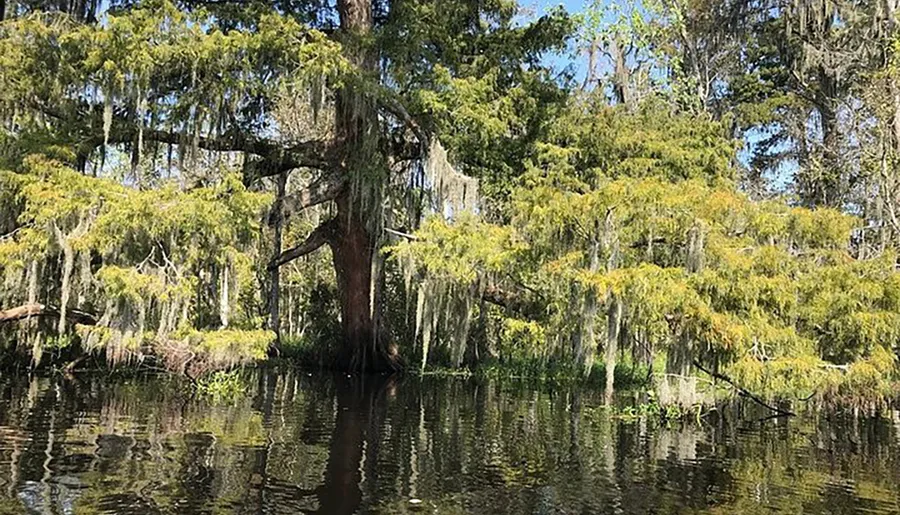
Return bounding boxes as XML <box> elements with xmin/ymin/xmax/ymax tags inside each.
<box><xmin>0</xmin><ymin>370</ymin><xmax>899</xmax><ymax>514</ymax></box>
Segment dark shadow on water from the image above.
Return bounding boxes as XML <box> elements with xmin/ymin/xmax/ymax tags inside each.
<box><xmin>316</xmin><ymin>374</ymin><xmax>394</xmax><ymax>514</ymax></box>
<box><xmin>227</xmin><ymin>371</ymin><xmax>395</xmax><ymax>515</ymax></box>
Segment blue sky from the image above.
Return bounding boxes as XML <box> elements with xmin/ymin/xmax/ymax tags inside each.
<box><xmin>529</xmin><ymin>0</ymin><xmax>587</xmax><ymax>16</ymax></box>
<box><xmin>523</xmin><ymin>0</ymin><xmax>592</xmax><ymax>83</ymax></box>
<box><xmin>524</xmin><ymin>0</ymin><xmax>790</xmax><ymax>188</ymax></box>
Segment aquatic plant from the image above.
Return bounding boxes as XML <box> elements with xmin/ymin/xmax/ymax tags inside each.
<box><xmin>196</xmin><ymin>369</ymin><xmax>249</xmax><ymax>401</ymax></box>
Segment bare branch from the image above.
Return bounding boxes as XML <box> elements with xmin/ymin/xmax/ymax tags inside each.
<box><xmin>107</xmin><ymin>127</ymin><xmax>337</xmax><ymax>170</ymax></box>
<box><xmin>384</xmin><ymin>227</ymin><xmax>417</xmax><ymax>240</ymax></box>
<box><xmin>0</xmin><ymin>303</ymin><xmax>97</xmax><ymax>325</ymax></box>
<box><xmin>268</xmin><ymin>219</ymin><xmax>337</xmax><ymax>270</ymax></box>
<box><xmin>377</xmin><ymin>94</ymin><xmax>430</xmax><ymax>147</ymax></box>
<box><xmin>0</xmin><ymin>223</ymin><xmax>33</xmax><ymax>242</ymax></box>
<box><xmin>31</xmin><ymin>99</ymin><xmax>343</xmax><ymax>175</ymax></box>
<box><xmin>279</xmin><ymin>174</ymin><xmax>347</xmax><ymax>222</ymax></box>
<box><xmin>693</xmin><ymin>360</ymin><xmax>795</xmax><ymax>417</ymax></box>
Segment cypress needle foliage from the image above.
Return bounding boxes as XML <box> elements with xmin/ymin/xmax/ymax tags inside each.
<box><xmin>391</xmin><ymin>96</ymin><xmax>900</xmax><ymax>407</ymax></box>
<box><xmin>0</xmin><ymin>155</ymin><xmax>273</xmax><ymax>371</ymax></box>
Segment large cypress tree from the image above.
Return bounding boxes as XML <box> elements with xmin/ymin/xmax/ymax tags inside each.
<box><xmin>0</xmin><ymin>0</ymin><xmax>570</xmax><ymax>371</ymax></box>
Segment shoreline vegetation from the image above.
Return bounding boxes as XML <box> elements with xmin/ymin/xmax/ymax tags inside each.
<box><xmin>1</xmin><ymin>0</ymin><xmax>899</xmax><ymax>416</ymax></box>
<box><xmin>3</xmin><ymin>357</ymin><xmax>894</xmax><ymax>426</ymax></box>
<box><xmin>2</xmin><ymin>344</ymin><xmax>898</xmax><ymax>420</ymax></box>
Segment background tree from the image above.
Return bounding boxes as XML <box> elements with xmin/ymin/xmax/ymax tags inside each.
<box><xmin>393</xmin><ymin>92</ymin><xmax>900</xmax><ymax>406</ymax></box>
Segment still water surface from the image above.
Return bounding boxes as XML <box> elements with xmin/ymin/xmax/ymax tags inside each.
<box><xmin>1</xmin><ymin>369</ymin><xmax>899</xmax><ymax>514</ymax></box>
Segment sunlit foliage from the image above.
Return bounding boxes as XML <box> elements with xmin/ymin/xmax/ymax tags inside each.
<box><xmin>393</xmin><ymin>97</ymin><xmax>900</xmax><ymax>406</ymax></box>
<box><xmin>0</xmin><ymin>155</ymin><xmax>273</xmax><ymax>371</ymax></box>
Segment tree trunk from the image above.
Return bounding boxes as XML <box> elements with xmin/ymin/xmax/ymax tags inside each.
<box><xmin>610</xmin><ymin>39</ymin><xmax>632</xmax><ymax>107</ymax></box>
<box><xmin>886</xmin><ymin>0</ymin><xmax>900</xmax><ymax>247</ymax></box>
<box><xmin>331</xmin><ymin>193</ymin><xmax>399</xmax><ymax>371</ymax></box>
<box><xmin>264</xmin><ymin>0</ymin><xmax>399</xmax><ymax>371</ymax></box>
<box><xmin>26</xmin><ymin>259</ymin><xmax>39</xmax><ymax>354</ymax></box>
<box><xmin>287</xmin><ymin>287</ymin><xmax>293</xmax><ymax>337</ymax></box>
<box><xmin>268</xmin><ymin>172</ymin><xmax>288</xmax><ymax>343</ymax></box>
<box><xmin>329</xmin><ymin>0</ymin><xmax>399</xmax><ymax>372</ymax></box>
<box><xmin>582</xmin><ymin>38</ymin><xmax>599</xmax><ymax>91</ymax></box>
<box><xmin>819</xmin><ymin>99</ymin><xmax>841</xmax><ymax>206</ymax></box>
<box><xmin>605</xmin><ymin>294</ymin><xmax>622</xmax><ymax>405</ymax></box>
<box><xmin>219</xmin><ymin>262</ymin><xmax>229</xmax><ymax>328</ymax></box>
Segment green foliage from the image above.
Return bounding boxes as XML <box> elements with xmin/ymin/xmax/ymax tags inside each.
<box><xmin>195</xmin><ymin>369</ymin><xmax>249</xmax><ymax>400</ymax></box>
<box><xmin>538</xmin><ymin>96</ymin><xmax>737</xmax><ymax>185</ymax></box>
<box><xmin>392</xmin><ymin>214</ymin><xmax>524</xmax><ymax>284</ymax></box>
<box><xmin>396</xmin><ymin>99</ymin><xmax>900</xmax><ymax>406</ymax></box>
<box><xmin>177</xmin><ymin>328</ymin><xmax>273</xmax><ymax>363</ymax></box>
<box><xmin>384</xmin><ymin>0</ymin><xmax>571</xmax><ymax>207</ymax></box>
<box><xmin>0</xmin><ymin>154</ymin><xmax>272</xmax><ymax>369</ymax></box>
<box><xmin>0</xmin><ymin>0</ymin><xmax>898</xmax><ymax>412</ymax></box>
<box><xmin>0</xmin><ymin>0</ymin><xmax>349</xmax><ymax>159</ymax></box>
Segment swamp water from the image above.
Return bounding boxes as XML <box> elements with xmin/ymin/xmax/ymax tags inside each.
<box><xmin>0</xmin><ymin>369</ymin><xmax>899</xmax><ymax>514</ymax></box>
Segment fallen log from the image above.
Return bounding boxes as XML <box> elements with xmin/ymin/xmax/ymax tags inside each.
<box><xmin>0</xmin><ymin>303</ymin><xmax>97</xmax><ymax>326</ymax></box>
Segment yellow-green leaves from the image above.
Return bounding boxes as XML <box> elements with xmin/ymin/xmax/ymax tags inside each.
<box><xmin>389</xmin><ymin>214</ymin><xmax>525</xmax><ymax>284</ymax></box>
<box><xmin>2</xmin><ymin>159</ymin><xmax>271</xmax><ymax>361</ymax></box>
<box><xmin>543</xmin><ymin>98</ymin><xmax>737</xmax><ymax>185</ymax></box>
<box><xmin>394</xmin><ymin>100</ymin><xmax>899</xmax><ymax>402</ymax></box>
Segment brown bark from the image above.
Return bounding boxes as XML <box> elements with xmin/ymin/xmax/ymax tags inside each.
<box><xmin>328</xmin><ymin>0</ymin><xmax>400</xmax><ymax>372</ymax></box>
<box><xmin>0</xmin><ymin>303</ymin><xmax>97</xmax><ymax>326</ymax></box>
<box><xmin>269</xmin><ymin>219</ymin><xmax>335</xmax><ymax>270</ymax></box>
<box><xmin>266</xmin><ymin>0</ymin><xmax>408</xmax><ymax>372</ymax></box>
<box><xmin>267</xmin><ymin>204</ymin><xmax>400</xmax><ymax>371</ymax></box>
<box><xmin>331</xmin><ymin>193</ymin><xmax>399</xmax><ymax>371</ymax></box>
<box><xmin>277</xmin><ymin>174</ymin><xmax>346</xmax><ymax>222</ymax></box>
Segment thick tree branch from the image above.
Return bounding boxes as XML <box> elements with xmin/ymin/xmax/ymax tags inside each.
<box><xmin>0</xmin><ymin>303</ymin><xmax>97</xmax><ymax>326</ymax></box>
<box><xmin>482</xmin><ymin>285</ymin><xmax>544</xmax><ymax>319</ymax></box>
<box><xmin>242</xmin><ymin>157</ymin><xmax>297</xmax><ymax>185</ymax></box>
<box><xmin>103</xmin><ymin>127</ymin><xmax>337</xmax><ymax>171</ymax></box>
<box><xmin>268</xmin><ymin>219</ymin><xmax>337</xmax><ymax>270</ymax></box>
<box><xmin>30</xmin><ymin>98</ymin><xmax>343</xmax><ymax>173</ymax></box>
<box><xmin>277</xmin><ymin>174</ymin><xmax>347</xmax><ymax>223</ymax></box>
